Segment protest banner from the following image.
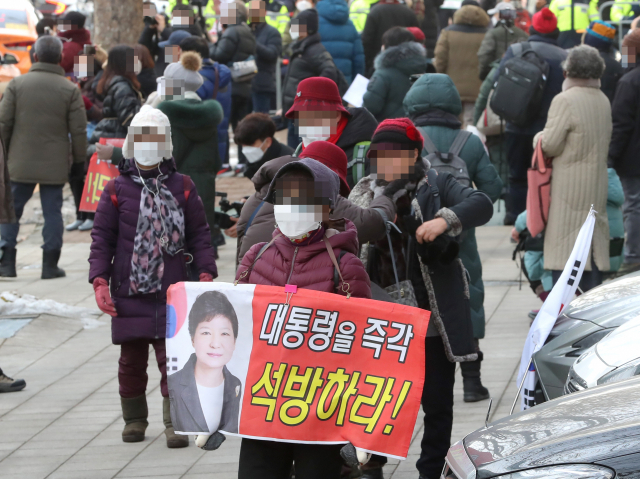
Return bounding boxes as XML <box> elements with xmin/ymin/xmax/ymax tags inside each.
<box><xmin>166</xmin><ymin>281</ymin><xmax>429</xmax><ymax>459</ymax></box>
<box><xmin>79</xmin><ymin>138</ymin><xmax>124</xmax><ymax>213</ymax></box>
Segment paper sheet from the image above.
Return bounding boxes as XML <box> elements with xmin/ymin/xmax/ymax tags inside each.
<box><xmin>343</xmin><ymin>74</ymin><xmax>370</xmax><ymax>108</ymax></box>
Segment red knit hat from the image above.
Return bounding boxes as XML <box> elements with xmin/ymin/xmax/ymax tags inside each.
<box><xmin>407</xmin><ymin>27</ymin><xmax>425</xmax><ymax>43</ymax></box>
<box><xmin>369</xmin><ymin>118</ymin><xmax>424</xmax><ymax>153</ymax></box>
<box><xmin>299</xmin><ymin>141</ymin><xmax>350</xmax><ymax>196</ymax></box>
<box><xmin>532</xmin><ymin>7</ymin><xmax>557</xmax><ymax>34</ymax></box>
<box><xmin>285</xmin><ymin>77</ymin><xmax>349</xmax><ymax>119</ymax></box>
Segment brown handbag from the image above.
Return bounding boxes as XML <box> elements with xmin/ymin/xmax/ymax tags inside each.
<box><xmin>526</xmin><ymin>138</ymin><xmax>552</xmax><ymax>237</ymax></box>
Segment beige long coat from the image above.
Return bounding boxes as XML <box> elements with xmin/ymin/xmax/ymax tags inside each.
<box><xmin>538</xmin><ymin>79</ymin><xmax>611</xmax><ymax>272</ymax></box>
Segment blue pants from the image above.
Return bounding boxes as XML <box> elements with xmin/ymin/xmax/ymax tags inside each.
<box><xmin>252</xmin><ymin>92</ymin><xmax>272</xmax><ymax>114</ymax></box>
<box><xmin>0</xmin><ymin>182</ymin><xmax>64</xmax><ymax>251</ymax></box>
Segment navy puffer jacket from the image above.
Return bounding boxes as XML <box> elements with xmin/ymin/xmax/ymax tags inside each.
<box><xmin>317</xmin><ymin>0</ymin><xmax>365</xmax><ymax>84</ymax></box>
<box><xmin>89</xmin><ymin>158</ymin><xmax>217</xmax><ymax>344</ymax></box>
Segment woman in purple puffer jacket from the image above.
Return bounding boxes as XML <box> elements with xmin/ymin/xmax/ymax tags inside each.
<box><xmin>234</xmin><ymin>157</ymin><xmax>370</xmax><ymax>479</ymax></box>
<box><xmin>88</xmin><ymin>106</ymin><xmax>217</xmax><ymax>449</ymax></box>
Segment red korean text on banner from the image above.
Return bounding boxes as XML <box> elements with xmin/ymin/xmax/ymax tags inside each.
<box><xmin>79</xmin><ymin>138</ymin><xmax>124</xmax><ymax>213</ymax></box>
<box><xmin>166</xmin><ymin>282</ymin><xmax>429</xmax><ymax>460</ymax></box>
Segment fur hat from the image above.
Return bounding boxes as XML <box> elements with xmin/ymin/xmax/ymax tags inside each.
<box><xmin>122</xmin><ymin>105</ymin><xmax>173</xmax><ymax>159</ymax></box>
<box><xmin>163</xmin><ymin>51</ymin><xmax>204</xmax><ymax>92</ymax></box>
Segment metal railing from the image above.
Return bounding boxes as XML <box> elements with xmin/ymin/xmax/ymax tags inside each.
<box><xmin>598</xmin><ymin>1</ymin><xmax>640</xmax><ymax>47</ymax></box>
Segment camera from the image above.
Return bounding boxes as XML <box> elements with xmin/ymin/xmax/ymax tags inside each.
<box><xmin>214</xmin><ymin>192</ymin><xmax>245</xmax><ymax>230</ymax></box>
<box><xmin>144</xmin><ymin>15</ymin><xmax>159</xmax><ymax>26</ymax></box>
<box><xmin>83</xmin><ymin>44</ymin><xmax>96</xmax><ymax>55</ymax></box>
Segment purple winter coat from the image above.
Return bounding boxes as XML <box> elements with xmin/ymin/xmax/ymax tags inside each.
<box><xmin>89</xmin><ymin>158</ymin><xmax>218</xmax><ymax>344</ymax></box>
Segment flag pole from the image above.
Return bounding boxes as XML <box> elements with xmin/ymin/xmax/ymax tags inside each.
<box><xmin>510</xmin><ymin>357</ymin><xmax>532</xmax><ymax>415</ymax></box>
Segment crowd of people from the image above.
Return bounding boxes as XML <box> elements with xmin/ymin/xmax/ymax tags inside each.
<box><xmin>0</xmin><ymin>0</ymin><xmax>640</xmax><ymax>478</ymax></box>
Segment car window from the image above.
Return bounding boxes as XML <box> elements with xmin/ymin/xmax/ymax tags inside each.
<box><xmin>0</xmin><ymin>9</ymin><xmax>29</xmax><ymax>31</ymax></box>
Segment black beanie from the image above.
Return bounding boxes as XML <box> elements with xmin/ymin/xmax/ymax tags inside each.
<box><xmin>62</xmin><ymin>11</ymin><xmax>86</xmax><ymax>28</ymax></box>
<box><xmin>296</xmin><ymin>9</ymin><xmax>319</xmax><ymax>35</ymax></box>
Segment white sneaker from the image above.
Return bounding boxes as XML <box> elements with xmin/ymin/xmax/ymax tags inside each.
<box><xmin>78</xmin><ymin>219</ymin><xmax>94</xmax><ymax>231</ymax></box>
<box><xmin>65</xmin><ymin>219</ymin><xmax>83</xmax><ymax>231</ymax></box>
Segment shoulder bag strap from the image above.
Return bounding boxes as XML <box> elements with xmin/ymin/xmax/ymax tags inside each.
<box><xmin>448</xmin><ymin>130</ymin><xmax>473</xmax><ymax>157</ymax></box>
<box><xmin>234</xmin><ymin>234</ymin><xmax>282</xmax><ymax>284</ymax></box>
<box><xmin>385</xmin><ymin>221</ymin><xmax>404</xmax><ymax>293</ymax></box>
<box><xmin>333</xmin><ymin>250</ymin><xmax>348</xmax><ymax>292</ymax></box>
<box><xmin>322</xmin><ymin>236</ymin><xmax>351</xmax><ymax>298</ymax></box>
<box><xmin>421</xmin><ymin>131</ymin><xmax>439</xmax><ymax>156</ymax></box>
<box><xmin>244</xmin><ymin>200</ymin><xmax>265</xmax><ymax>234</ymax></box>
<box><xmin>426</xmin><ymin>169</ymin><xmax>441</xmax><ymax>213</ymax></box>
<box><xmin>212</xmin><ymin>64</ymin><xmax>220</xmax><ymax>99</ymax></box>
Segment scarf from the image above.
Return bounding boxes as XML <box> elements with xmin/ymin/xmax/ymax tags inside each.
<box><xmin>300</xmin><ymin>115</ymin><xmax>349</xmax><ymax>152</ymax></box>
<box><xmin>129</xmin><ymin>168</ymin><xmax>186</xmax><ymax>295</ymax></box>
<box><xmin>411</xmin><ymin>109</ymin><xmax>462</xmax><ymax>129</ymax></box>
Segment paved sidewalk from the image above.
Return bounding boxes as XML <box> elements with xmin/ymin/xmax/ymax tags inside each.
<box><xmin>0</xmin><ymin>185</ymin><xmax>539</xmax><ymax>479</ymax></box>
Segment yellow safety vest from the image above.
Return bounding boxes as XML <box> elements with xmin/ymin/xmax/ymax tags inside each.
<box><xmin>350</xmin><ymin>0</ymin><xmax>376</xmax><ymax>33</ymax></box>
<box><xmin>168</xmin><ymin>0</ymin><xmax>216</xmax><ymax>30</ymax></box>
<box><xmin>246</xmin><ymin>2</ymin><xmax>290</xmax><ymax>34</ymax></box>
<box><xmin>610</xmin><ymin>0</ymin><xmax>637</xmax><ymax>22</ymax></box>
<box><xmin>548</xmin><ymin>0</ymin><xmax>599</xmax><ymax>31</ymax></box>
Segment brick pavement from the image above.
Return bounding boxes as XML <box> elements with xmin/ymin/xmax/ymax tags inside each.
<box><xmin>0</xmin><ymin>183</ymin><xmax>539</xmax><ymax>479</ymax></box>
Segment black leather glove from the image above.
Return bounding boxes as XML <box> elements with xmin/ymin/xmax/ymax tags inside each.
<box><xmin>202</xmin><ymin>431</ymin><xmax>226</xmax><ymax>450</ymax></box>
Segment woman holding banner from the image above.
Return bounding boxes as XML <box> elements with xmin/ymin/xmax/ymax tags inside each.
<box><xmin>350</xmin><ymin>118</ymin><xmax>494</xmax><ymax>479</ymax></box>
<box><xmin>234</xmin><ymin>157</ymin><xmax>371</xmax><ymax>479</ymax></box>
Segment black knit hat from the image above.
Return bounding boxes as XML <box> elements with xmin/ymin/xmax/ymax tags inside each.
<box><xmin>295</xmin><ymin>9</ymin><xmax>319</xmax><ymax>35</ymax></box>
<box><xmin>61</xmin><ymin>11</ymin><xmax>86</xmax><ymax>28</ymax></box>
<box><xmin>369</xmin><ymin>118</ymin><xmax>424</xmax><ymax>154</ymax></box>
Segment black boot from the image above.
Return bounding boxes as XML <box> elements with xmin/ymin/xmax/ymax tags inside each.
<box><xmin>41</xmin><ymin>249</ymin><xmax>65</xmax><ymax>279</ymax></box>
<box><xmin>0</xmin><ymin>247</ymin><xmax>17</xmax><ymax>277</ymax></box>
<box><xmin>461</xmin><ymin>351</ymin><xmax>490</xmax><ymax>403</ymax></box>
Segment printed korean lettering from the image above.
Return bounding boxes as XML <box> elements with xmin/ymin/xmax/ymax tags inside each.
<box><xmin>332</xmin><ymin>320</ymin><xmax>357</xmax><ymax>354</ymax></box>
<box><xmin>251</xmin><ymin>362</ymin><xmax>287</xmax><ymax>421</ymax></box>
<box><xmin>350</xmin><ymin>375</ymin><xmax>395</xmax><ymax>433</ymax></box>
<box><xmin>308</xmin><ymin>309</ymin><xmax>339</xmax><ymax>352</ymax></box>
<box><xmin>259</xmin><ymin>303</ymin><xmax>289</xmax><ymax>346</ymax></box>
<box><xmin>386</xmin><ymin>322</ymin><xmax>414</xmax><ymax>363</ymax></box>
<box><xmin>361</xmin><ymin>318</ymin><xmax>389</xmax><ymax>359</ymax></box>
<box><xmin>283</xmin><ymin>306</ymin><xmax>313</xmax><ymax>349</ymax></box>
<box><xmin>279</xmin><ymin>365</ymin><xmax>325</xmax><ymax>425</ymax></box>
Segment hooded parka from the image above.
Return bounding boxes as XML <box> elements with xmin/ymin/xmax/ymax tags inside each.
<box><xmin>404</xmin><ymin>74</ymin><xmax>502</xmax><ymax>339</ymax></box>
<box><xmin>477</xmin><ymin>20</ymin><xmax>529</xmax><ymax>80</ymax></box>
<box><xmin>434</xmin><ymin>5</ymin><xmax>490</xmax><ymax>102</ymax></box>
<box><xmin>156</xmin><ymin>98</ymin><xmax>223</xmax><ymax>244</ymax></box>
<box><xmin>363</xmin><ymin>41</ymin><xmax>428</xmax><ymax>122</ymax></box>
<box><xmin>88</xmin><ymin>158</ymin><xmax>217</xmax><ymax>345</ymax></box>
<box><xmin>317</xmin><ymin>0</ymin><xmax>366</xmax><ymax>84</ymax></box>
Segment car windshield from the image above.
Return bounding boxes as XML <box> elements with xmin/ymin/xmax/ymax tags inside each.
<box><xmin>0</xmin><ymin>9</ymin><xmax>29</xmax><ymax>31</ymax></box>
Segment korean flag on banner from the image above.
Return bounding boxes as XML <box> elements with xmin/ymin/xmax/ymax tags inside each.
<box><xmin>517</xmin><ymin>208</ymin><xmax>596</xmax><ymax>411</ymax></box>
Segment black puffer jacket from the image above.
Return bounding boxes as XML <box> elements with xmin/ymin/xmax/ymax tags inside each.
<box><xmin>337</xmin><ymin>107</ymin><xmax>378</xmax><ymax>188</ymax></box>
<box><xmin>609</xmin><ymin>65</ymin><xmax>640</xmax><ymax>177</ymax></box>
<box><xmin>282</xmin><ymin>33</ymin><xmax>339</xmax><ymax>114</ymax></box>
<box><xmin>422</xmin><ymin>0</ymin><xmax>445</xmax><ymax>57</ymax></box>
<box><xmin>599</xmin><ymin>49</ymin><xmax>624</xmax><ymax>104</ymax></box>
<box><xmin>89</xmin><ymin>76</ymin><xmax>141</xmax><ymax>150</ymax></box>
<box><xmin>251</xmin><ymin>22</ymin><xmax>282</xmax><ymax>94</ymax></box>
<box><xmin>210</xmin><ymin>23</ymin><xmax>257</xmax><ymax>98</ymax></box>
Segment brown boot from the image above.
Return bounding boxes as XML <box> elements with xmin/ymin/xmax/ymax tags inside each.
<box><xmin>121</xmin><ymin>395</ymin><xmax>148</xmax><ymax>443</ymax></box>
<box><xmin>163</xmin><ymin>397</ymin><xmax>188</xmax><ymax>448</ymax></box>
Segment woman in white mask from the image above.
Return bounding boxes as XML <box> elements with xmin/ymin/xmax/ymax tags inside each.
<box><xmin>233</xmin><ymin>157</ymin><xmax>372</xmax><ymax>479</ymax></box>
<box><xmin>88</xmin><ymin>105</ymin><xmax>218</xmax><ymax>450</ymax></box>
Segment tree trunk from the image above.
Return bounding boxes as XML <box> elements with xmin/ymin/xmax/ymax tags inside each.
<box><xmin>93</xmin><ymin>0</ymin><xmax>143</xmax><ymax>51</ymax></box>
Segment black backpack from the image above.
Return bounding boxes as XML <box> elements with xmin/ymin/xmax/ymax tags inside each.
<box><xmin>490</xmin><ymin>42</ymin><xmax>550</xmax><ymax>128</ymax></box>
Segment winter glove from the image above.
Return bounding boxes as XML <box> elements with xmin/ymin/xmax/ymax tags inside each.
<box><xmin>93</xmin><ymin>277</ymin><xmax>117</xmax><ymax>316</ymax></box>
<box><xmin>199</xmin><ymin>272</ymin><xmax>214</xmax><ymax>282</ymax></box>
<box><xmin>195</xmin><ymin>431</ymin><xmax>226</xmax><ymax>450</ymax></box>
<box><xmin>96</xmin><ymin>143</ymin><xmax>114</xmax><ymax>160</ymax></box>
<box><xmin>340</xmin><ymin>443</ymin><xmax>371</xmax><ymax>468</ymax></box>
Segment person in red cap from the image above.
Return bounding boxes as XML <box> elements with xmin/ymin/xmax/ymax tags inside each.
<box><xmin>348</xmin><ymin>118</ymin><xmax>494</xmax><ymax>479</ymax></box>
<box><xmin>285</xmin><ymin>77</ymin><xmax>378</xmax><ymax>188</ymax></box>
<box><xmin>232</xmin><ymin>140</ymin><xmax>399</xmax><ymax>266</ymax></box>
<box><xmin>494</xmin><ymin>6</ymin><xmax>566</xmax><ymax>225</ymax></box>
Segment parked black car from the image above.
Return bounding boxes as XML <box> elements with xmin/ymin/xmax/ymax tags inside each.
<box><xmin>442</xmin><ymin>376</ymin><xmax>640</xmax><ymax>479</ymax></box>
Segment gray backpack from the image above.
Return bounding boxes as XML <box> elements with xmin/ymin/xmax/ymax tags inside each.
<box><xmin>422</xmin><ymin>130</ymin><xmax>472</xmax><ymax>187</ymax></box>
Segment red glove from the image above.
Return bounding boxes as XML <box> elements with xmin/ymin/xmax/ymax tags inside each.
<box><xmin>93</xmin><ymin>277</ymin><xmax>117</xmax><ymax>316</ymax></box>
<box><xmin>199</xmin><ymin>273</ymin><xmax>214</xmax><ymax>282</ymax></box>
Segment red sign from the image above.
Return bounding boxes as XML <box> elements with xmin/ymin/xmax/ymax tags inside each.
<box><xmin>166</xmin><ymin>282</ymin><xmax>429</xmax><ymax>459</ymax></box>
<box><xmin>79</xmin><ymin>138</ymin><xmax>124</xmax><ymax>213</ymax></box>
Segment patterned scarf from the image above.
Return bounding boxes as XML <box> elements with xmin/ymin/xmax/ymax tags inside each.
<box><xmin>129</xmin><ymin>169</ymin><xmax>186</xmax><ymax>295</ymax></box>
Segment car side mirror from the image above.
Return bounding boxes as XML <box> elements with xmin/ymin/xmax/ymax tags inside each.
<box><xmin>2</xmin><ymin>54</ymin><xmax>18</xmax><ymax>65</ymax></box>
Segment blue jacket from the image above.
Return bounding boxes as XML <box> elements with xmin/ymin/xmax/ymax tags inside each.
<box><xmin>317</xmin><ymin>0</ymin><xmax>365</xmax><ymax>84</ymax></box>
<box><xmin>197</xmin><ymin>59</ymin><xmax>232</xmax><ymax>164</ymax></box>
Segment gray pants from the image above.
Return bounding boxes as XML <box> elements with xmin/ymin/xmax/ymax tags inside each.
<box><xmin>621</xmin><ymin>176</ymin><xmax>640</xmax><ymax>265</ymax></box>
<box><xmin>0</xmin><ymin>182</ymin><xmax>64</xmax><ymax>251</ymax></box>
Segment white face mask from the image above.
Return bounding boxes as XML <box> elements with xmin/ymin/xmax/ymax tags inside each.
<box><xmin>290</xmin><ymin>29</ymin><xmax>300</xmax><ymax>41</ymax></box>
<box><xmin>243</xmin><ymin>141</ymin><xmax>266</xmax><ymax>164</ymax></box>
<box><xmin>297</xmin><ymin>0</ymin><xmax>312</xmax><ymax>11</ymax></box>
<box><xmin>274</xmin><ymin>204</ymin><xmax>322</xmax><ymax>239</ymax></box>
<box><xmin>298</xmin><ymin>125</ymin><xmax>331</xmax><ymax>147</ymax></box>
<box><xmin>133</xmin><ymin>142</ymin><xmax>166</xmax><ymax>167</ymax></box>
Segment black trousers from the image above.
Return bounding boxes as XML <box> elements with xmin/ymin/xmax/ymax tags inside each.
<box><xmin>238</xmin><ymin>438</ymin><xmax>343</xmax><ymax>479</ymax></box>
<box><xmin>416</xmin><ymin>336</ymin><xmax>456</xmax><ymax>479</ymax></box>
<box><xmin>69</xmin><ymin>162</ymin><xmax>94</xmax><ymax>222</ymax></box>
<box><xmin>505</xmin><ymin>132</ymin><xmax>535</xmax><ymax>224</ymax></box>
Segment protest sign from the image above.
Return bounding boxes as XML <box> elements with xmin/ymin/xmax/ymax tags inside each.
<box><xmin>166</xmin><ymin>282</ymin><xmax>429</xmax><ymax>459</ymax></box>
<box><xmin>79</xmin><ymin>138</ymin><xmax>124</xmax><ymax>213</ymax></box>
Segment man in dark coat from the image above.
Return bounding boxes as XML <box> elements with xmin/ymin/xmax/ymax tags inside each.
<box><xmin>583</xmin><ymin>21</ymin><xmax>624</xmax><ymax>103</ymax></box>
<box><xmin>495</xmin><ymin>7</ymin><xmax>566</xmax><ymax>224</ymax></box>
<box><xmin>210</xmin><ymin>1</ymin><xmax>257</xmax><ymax>131</ymax></box>
<box><xmin>361</xmin><ymin>0</ymin><xmax>419</xmax><ymax>75</ymax></box>
<box><xmin>608</xmin><ymin>29</ymin><xmax>640</xmax><ymax>275</ymax></box>
<box><xmin>248</xmin><ymin>0</ymin><xmax>282</xmax><ymax>113</ymax></box>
